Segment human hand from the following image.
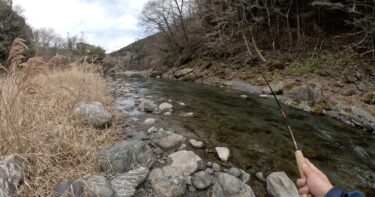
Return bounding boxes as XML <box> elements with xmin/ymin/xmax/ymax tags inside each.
<box><xmin>296</xmin><ymin>159</ymin><xmax>333</xmax><ymax>197</ymax></box>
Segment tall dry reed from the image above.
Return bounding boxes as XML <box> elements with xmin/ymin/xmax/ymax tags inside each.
<box><xmin>0</xmin><ymin>59</ymin><xmax>121</xmax><ymax>195</ymax></box>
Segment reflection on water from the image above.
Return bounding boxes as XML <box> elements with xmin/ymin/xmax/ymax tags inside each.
<box><xmin>115</xmin><ymin>76</ymin><xmax>375</xmax><ymax>194</ymax></box>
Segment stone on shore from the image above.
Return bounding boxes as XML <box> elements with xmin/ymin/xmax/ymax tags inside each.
<box><xmin>174</xmin><ymin>68</ymin><xmax>193</xmax><ymax>78</ymax></box>
<box><xmin>228</xmin><ymin>167</ymin><xmax>241</xmax><ymax>178</ymax></box>
<box><xmin>148</xmin><ymin>166</ymin><xmax>186</xmax><ymax>197</ymax></box>
<box><xmin>169</xmin><ymin>150</ymin><xmax>202</xmax><ymax>176</ymax></box>
<box><xmin>84</xmin><ymin>175</ymin><xmax>113</xmax><ymax>197</ymax></box>
<box><xmin>256</xmin><ymin>172</ymin><xmax>266</xmax><ymax>182</ymax></box>
<box><xmin>240</xmin><ymin>95</ymin><xmax>248</xmax><ymax>99</ymax></box>
<box><xmin>284</xmin><ymin>83</ymin><xmax>324</xmax><ymax>103</ymax></box>
<box><xmin>110</xmin><ymin>167</ymin><xmax>149</xmax><ymax>197</ymax></box>
<box><xmin>179</xmin><ymin>112</ymin><xmax>195</xmax><ymax>117</ymax></box>
<box><xmin>212</xmin><ymin>173</ymin><xmax>255</xmax><ymax>197</ymax></box>
<box><xmin>215</xmin><ymin>147</ymin><xmax>230</xmax><ymax>162</ymax></box>
<box><xmin>74</xmin><ymin>102</ymin><xmax>112</xmax><ymax>128</ymax></box>
<box><xmin>191</xmin><ymin>171</ymin><xmax>213</xmax><ymax>190</ymax></box>
<box><xmin>189</xmin><ymin>139</ymin><xmax>205</xmax><ymax>149</ymax></box>
<box><xmin>0</xmin><ymin>155</ymin><xmax>26</xmax><ymax>197</ymax></box>
<box><xmin>98</xmin><ymin>141</ymin><xmax>154</xmax><ymax>173</ymax></box>
<box><xmin>266</xmin><ymin>172</ymin><xmax>298</xmax><ymax>197</ymax></box>
<box><xmin>151</xmin><ymin>130</ymin><xmax>184</xmax><ymax>150</ymax></box>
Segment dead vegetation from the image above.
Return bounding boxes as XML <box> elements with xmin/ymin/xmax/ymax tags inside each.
<box><xmin>0</xmin><ymin>38</ymin><xmax>121</xmax><ymax>196</ymax></box>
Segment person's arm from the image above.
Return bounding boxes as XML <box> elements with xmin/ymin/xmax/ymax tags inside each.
<box><xmin>296</xmin><ymin>159</ymin><xmax>365</xmax><ymax>197</ymax></box>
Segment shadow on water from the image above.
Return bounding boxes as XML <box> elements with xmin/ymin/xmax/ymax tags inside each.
<box><xmin>117</xmin><ymin>76</ymin><xmax>375</xmax><ymax>195</ymax></box>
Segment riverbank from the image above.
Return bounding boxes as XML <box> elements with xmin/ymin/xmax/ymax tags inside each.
<box><xmin>0</xmin><ymin>60</ymin><xmax>121</xmax><ymax>196</ymax></box>
<box><xmin>139</xmin><ymin>59</ymin><xmax>375</xmax><ymax>134</ymax></box>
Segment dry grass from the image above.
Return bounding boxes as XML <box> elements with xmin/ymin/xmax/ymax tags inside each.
<box><xmin>0</xmin><ymin>60</ymin><xmax>121</xmax><ymax>196</ymax></box>
<box><xmin>5</xmin><ymin>37</ymin><xmax>29</xmax><ymax>73</ymax></box>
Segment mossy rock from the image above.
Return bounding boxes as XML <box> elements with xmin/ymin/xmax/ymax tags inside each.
<box><xmin>310</xmin><ymin>101</ymin><xmax>331</xmax><ymax>114</ymax></box>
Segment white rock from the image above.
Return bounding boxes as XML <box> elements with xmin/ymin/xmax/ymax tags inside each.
<box><xmin>179</xmin><ymin>102</ymin><xmax>186</xmax><ymax>106</ymax></box>
<box><xmin>144</xmin><ymin>118</ymin><xmax>156</xmax><ymax>125</ymax></box>
<box><xmin>215</xmin><ymin>147</ymin><xmax>230</xmax><ymax>162</ymax></box>
<box><xmin>163</xmin><ymin>112</ymin><xmax>172</xmax><ymax>116</ymax></box>
<box><xmin>179</xmin><ymin>112</ymin><xmax>195</xmax><ymax>117</ymax></box>
<box><xmin>189</xmin><ymin>139</ymin><xmax>205</xmax><ymax>149</ymax></box>
<box><xmin>159</xmin><ymin>102</ymin><xmax>173</xmax><ymax>112</ymax></box>
<box><xmin>266</xmin><ymin>172</ymin><xmax>298</xmax><ymax>197</ymax></box>
<box><xmin>169</xmin><ymin>150</ymin><xmax>202</xmax><ymax>176</ymax></box>
<box><xmin>240</xmin><ymin>95</ymin><xmax>248</xmax><ymax>99</ymax></box>
<box><xmin>148</xmin><ymin>127</ymin><xmax>158</xmax><ymax>134</ymax></box>
<box><xmin>148</xmin><ymin>166</ymin><xmax>186</xmax><ymax>197</ymax></box>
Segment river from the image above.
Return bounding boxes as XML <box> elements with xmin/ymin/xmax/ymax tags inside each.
<box><xmin>113</xmin><ymin>75</ymin><xmax>375</xmax><ymax>195</ymax></box>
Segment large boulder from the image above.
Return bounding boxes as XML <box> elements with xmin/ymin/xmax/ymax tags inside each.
<box><xmin>74</xmin><ymin>102</ymin><xmax>112</xmax><ymax>129</ymax></box>
<box><xmin>148</xmin><ymin>166</ymin><xmax>186</xmax><ymax>197</ymax></box>
<box><xmin>284</xmin><ymin>83</ymin><xmax>324</xmax><ymax>103</ymax></box>
<box><xmin>151</xmin><ymin>130</ymin><xmax>184</xmax><ymax>150</ymax></box>
<box><xmin>168</xmin><ymin>150</ymin><xmax>202</xmax><ymax>176</ymax></box>
<box><xmin>266</xmin><ymin>172</ymin><xmax>298</xmax><ymax>197</ymax></box>
<box><xmin>0</xmin><ymin>155</ymin><xmax>25</xmax><ymax>197</ymax></box>
<box><xmin>110</xmin><ymin>167</ymin><xmax>149</xmax><ymax>197</ymax></box>
<box><xmin>212</xmin><ymin>173</ymin><xmax>255</xmax><ymax>197</ymax></box>
<box><xmin>84</xmin><ymin>175</ymin><xmax>113</xmax><ymax>197</ymax></box>
<box><xmin>98</xmin><ymin>141</ymin><xmax>155</xmax><ymax>173</ymax></box>
<box><xmin>54</xmin><ymin>179</ymin><xmax>83</xmax><ymax>197</ymax></box>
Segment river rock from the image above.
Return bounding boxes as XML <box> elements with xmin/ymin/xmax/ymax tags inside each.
<box><xmin>148</xmin><ymin>166</ymin><xmax>186</xmax><ymax>197</ymax></box>
<box><xmin>54</xmin><ymin>179</ymin><xmax>83</xmax><ymax>197</ymax></box>
<box><xmin>110</xmin><ymin>167</ymin><xmax>149</xmax><ymax>197</ymax></box>
<box><xmin>266</xmin><ymin>172</ymin><xmax>298</xmax><ymax>197</ymax></box>
<box><xmin>212</xmin><ymin>163</ymin><xmax>221</xmax><ymax>172</ymax></box>
<box><xmin>179</xmin><ymin>112</ymin><xmax>195</xmax><ymax>117</ymax></box>
<box><xmin>215</xmin><ymin>147</ymin><xmax>230</xmax><ymax>162</ymax></box>
<box><xmin>143</xmin><ymin>118</ymin><xmax>156</xmax><ymax>125</ymax></box>
<box><xmin>169</xmin><ymin>150</ymin><xmax>202</xmax><ymax>176</ymax></box>
<box><xmin>151</xmin><ymin>130</ymin><xmax>184</xmax><ymax>150</ymax></box>
<box><xmin>256</xmin><ymin>172</ymin><xmax>266</xmax><ymax>182</ymax></box>
<box><xmin>178</xmin><ymin>143</ymin><xmax>187</xmax><ymax>151</ymax></box>
<box><xmin>262</xmin><ymin>82</ymin><xmax>285</xmax><ymax>95</ymax></box>
<box><xmin>191</xmin><ymin>171</ymin><xmax>213</xmax><ymax>190</ymax></box>
<box><xmin>98</xmin><ymin>140</ymin><xmax>154</xmax><ymax>173</ymax></box>
<box><xmin>212</xmin><ymin>173</ymin><xmax>255</xmax><ymax>197</ymax></box>
<box><xmin>240</xmin><ymin>95</ymin><xmax>248</xmax><ymax>99</ymax></box>
<box><xmin>228</xmin><ymin>167</ymin><xmax>241</xmax><ymax>178</ymax></box>
<box><xmin>159</xmin><ymin>102</ymin><xmax>173</xmax><ymax>112</ymax></box>
<box><xmin>74</xmin><ymin>102</ymin><xmax>112</xmax><ymax>128</ymax></box>
<box><xmin>147</xmin><ymin>126</ymin><xmax>158</xmax><ymax>134</ymax></box>
<box><xmin>189</xmin><ymin>139</ymin><xmax>205</xmax><ymax>149</ymax></box>
<box><xmin>84</xmin><ymin>175</ymin><xmax>113</xmax><ymax>197</ymax></box>
<box><xmin>138</xmin><ymin>99</ymin><xmax>157</xmax><ymax>112</ymax></box>
<box><xmin>0</xmin><ymin>155</ymin><xmax>26</xmax><ymax>197</ymax></box>
<box><xmin>174</xmin><ymin>68</ymin><xmax>193</xmax><ymax>78</ymax></box>
<box><xmin>205</xmin><ymin>168</ymin><xmax>214</xmax><ymax>175</ymax></box>
<box><xmin>284</xmin><ymin>83</ymin><xmax>324</xmax><ymax>103</ymax></box>
<box><xmin>240</xmin><ymin>170</ymin><xmax>251</xmax><ymax>183</ymax></box>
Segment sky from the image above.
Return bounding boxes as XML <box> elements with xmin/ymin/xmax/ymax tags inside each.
<box><xmin>13</xmin><ymin>0</ymin><xmax>149</xmax><ymax>53</ymax></box>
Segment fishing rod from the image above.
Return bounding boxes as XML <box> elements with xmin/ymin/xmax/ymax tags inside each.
<box><xmin>263</xmin><ymin>75</ymin><xmax>310</xmax><ymax>195</ymax></box>
<box><xmin>241</xmin><ymin>32</ymin><xmax>311</xmax><ymax>196</ymax></box>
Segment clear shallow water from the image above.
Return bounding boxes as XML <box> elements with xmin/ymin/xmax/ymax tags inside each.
<box><xmin>115</xmin><ymin>76</ymin><xmax>375</xmax><ymax>195</ymax></box>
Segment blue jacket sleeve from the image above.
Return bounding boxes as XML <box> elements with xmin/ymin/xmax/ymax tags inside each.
<box><xmin>325</xmin><ymin>187</ymin><xmax>365</xmax><ymax>197</ymax></box>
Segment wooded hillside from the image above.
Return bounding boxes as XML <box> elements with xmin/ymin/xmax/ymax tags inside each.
<box><xmin>112</xmin><ymin>0</ymin><xmax>375</xmax><ymax>70</ymax></box>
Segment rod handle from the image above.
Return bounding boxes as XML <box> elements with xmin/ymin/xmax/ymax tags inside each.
<box><xmin>295</xmin><ymin>150</ymin><xmax>312</xmax><ymax>197</ymax></box>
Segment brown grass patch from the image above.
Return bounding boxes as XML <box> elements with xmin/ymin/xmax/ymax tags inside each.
<box><xmin>0</xmin><ymin>61</ymin><xmax>121</xmax><ymax>196</ymax></box>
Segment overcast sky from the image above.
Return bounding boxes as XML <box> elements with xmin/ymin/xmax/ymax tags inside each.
<box><xmin>13</xmin><ymin>0</ymin><xmax>149</xmax><ymax>53</ymax></box>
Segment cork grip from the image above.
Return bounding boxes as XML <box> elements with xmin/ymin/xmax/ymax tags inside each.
<box><xmin>295</xmin><ymin>150</ymin><xmax>312</xmax><ymax>197</ymax></box>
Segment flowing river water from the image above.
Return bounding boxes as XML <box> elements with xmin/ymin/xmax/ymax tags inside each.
<box><xmin>113</xmin><ymin>75</ymin><xmax>375</xmax><ymax>196</ymax></box>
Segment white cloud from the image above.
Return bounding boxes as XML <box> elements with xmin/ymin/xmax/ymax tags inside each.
<box><xmin>13</xmin><ymin>0</ymin><xmax>149</xmax><ymax>52</ymax></box>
